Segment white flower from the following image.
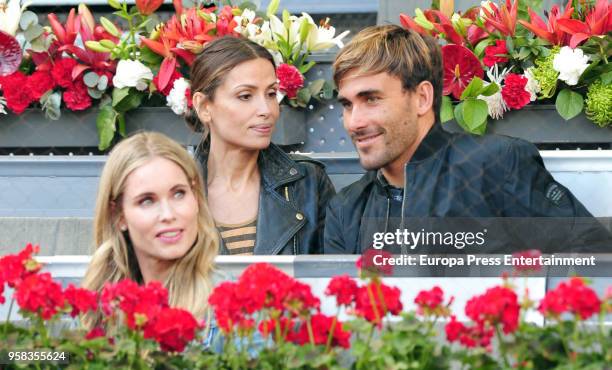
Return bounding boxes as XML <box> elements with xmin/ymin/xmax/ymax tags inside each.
<box><xmin>306</xmin><ymin>16</ymin><xmax>350</xmax><ymax>51</ymax></box>
<box><xmin>0</xmin><ymin>96</ymin><xmax>7</xmax><ymax>115</ymax></box>
<box><xmin>0</xmin><ymin>0</ymin><xmax>27</xmax><ymax>36</ymax></box>
<box><xmin>233</xmin><ymin>8</ymin><xmax>257</xmax><ymax>35</ymax></box>
<box><xmin>112</xmin><ymin>60</ymin><xmax>153</xmax><ymax>91</ymax></box>
<box><xmin>552</xmin><ymin>46</ymin><xmax>589</xmax><ymax>86</ymax></box>
<box><xmin>479</xmin><ymin>64</ymin><xmax>512</xmax><ymax>119</ymax></box>
<box><xmin>166</xmin><ymin>77</ymin><xmax>190</xmax><ymax>115</ymax></box>
<box><xmin>523</xmin><ymin>67</ymin><xmax>540</xmax><ymax>101</ymax></box>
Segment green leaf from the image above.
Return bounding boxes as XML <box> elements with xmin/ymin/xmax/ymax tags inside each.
<box><xmin>84</xmin><ymin>72</ymin><xmax>100</xmax><ymax>88</ymax></box>
<box><xmin>602</xmin><ymin>71</ymin><xmax>612</xmax><ymax>85</ymax></box>
<box><xmin>117</xmin><ymin>113</ymin><xmax>127</xmax><ymax>137</ymax></box>
<box><xmin>98</xmin><ymin>75</ymin><xmax>109</xmax><ymax>91</ymax></box>
<box><xmin>88</xmin><ymin>88</ymin><xmax>103</xmax><ymax>99</ymax></box>
<box><xmin>441</xmin><ymin>96</ymin><xmax>454</xmax><ymax>123</ymax></box>
<box><xmin>112</xmin><ymin>87</ymin><xmax>130</xmax><ymax>107</ymax></box>
<box><xmin>298</xmin><ymin>60</ymin><xmax>316</xmax><ymax>74</ymax></box>
<box><xmin>505</xmin><ymin>35</ymin><xmax>514</xmax><ymax>53</ymax></box>
<box><xmin>308</xmin><ymin>79</ymin><xmax>325</xmax><ymax>95</ymax></box>
<box><xmin>19</xmin><ymin>11</ymin><xmax>38</xmax><ymax>31</ymax></box>
<box><xmin>321</xmin><ymin>82</ymin><xmax>334</xmax><ymax>100</ymax></box>
<box><xmin>296</xmin><ymin>87</ymin><xmax>311</xmax><ymax>105</ymax></box>
<box><xmin>462</xmin><ymin>98</ymin><xmax>488</xmax><ymax>130</ymax></box>
<box><xmin>239</xmin><ymin>1</ymin><xmax>258</xmax><ymax>11</ymax></box>
<box><xmin>479</xmin><ymin>82</ymin><xmax>500</xmax><ymax>97</ymax></box>
<box><xmin>266</xmin><ymin>0</ymin><xmax>280</xmax><ymax>16</ymax></box>
<box><xmin>460</xmin><ymin>77</ymin><xmax>484</xmax><ymax>100</ymax></box>
<box><xmin>99</xmin><ymin>39</ymin><xmax>117</xmax><ymax>50</ymax></box>
<box><xmin>517</xmin><ymin>47</ymin><xmax>531</xmax><ymax>60</ymax></box>
<box><xmin>96</xmin><ymin>105</ymin><xmax>118</xmax><ymax>151</ymax></box>
<box><xmin>454</xmin><ymin>103</ymin><xmax>467</xmax><ymax>129</ymax></box>
<box><xmin>86</xmin><ymin>41</ymin><xmax>111</xmax><ymax>53</ymax></box>
<box><xmin>555</xmin><ymin>89</ymin><xmax>584</xmax><ymax>121</ymax></box>
<box><xmin>108</xmin><ymin>0</ymin><xmax>122</xmax><ymax>10</ymax></box>
<box><xmin>114</xmin><ymin>90</ymin><xmax>143</xmax><ymax>112</ymax></box>
<box><xmin>474</xmin><ymin>39</ymin><xmax>491</xmax><ymax>57</ymax></box>
<box><xmin>40</xmin><ymin>92</ymin><xmax>62</xmax><ymax>121</ymax></box>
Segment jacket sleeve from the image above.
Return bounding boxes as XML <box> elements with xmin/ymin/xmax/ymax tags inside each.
<box><xmin>313</xmin><ymin>166</ymin><xmax>336</xmax><ymax>254</ymax></box>
<box><xmin>323</xmin><ymin>195</ymin><xmax>352</xmax><ymax>254</ymax></box>
<box><xmin>501</xmin><ymin>139</ymin><xmax>612</xmax><ymax>252</ymax></box>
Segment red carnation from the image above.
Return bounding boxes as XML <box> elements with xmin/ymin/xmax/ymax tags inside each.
<box><xmin>143</xmin><ymin>307</ymin><xmax>200</xmax><ymax>352</ymax></box>
<box><xmin>1</xmin><ymin>71</ymin><xmax>35</xmax><ymax>114</ymax></box>
<box><xmin>501</xmin><ymin>73</ymin><xmax>531</xmax><ymax>110</ymax></box>
<box><xmin>185</xmin><ymin>87</ymin><xmax>193</xmax><ymax>108</ymax></box>
<box><xmin>0</xmin><ymin>243</ymin><xmax>41</xmax><ymax>287</ymax></box>
<box><xmin>51</xmin><ymin>57</ymin><xmax>78</xmax><ymax>88</ymax></box>
<box><xmin>153</xmin><ymin>69</ymin><xmax>182</xmax><ymax>96</ymax></box>
<box><xmin>15</xmin><ymin>272</ymin><xmax>66</xmax><ymax>320</ymax></box>
<box><xmin>27</xmin><ymin>71</ymin><xmax>55</xmax><ymax>100</ymax></box>
<box><xmin>326</xmin><ymin>275</ymin><xmax>358</xmax><ymax>306</ymax></box>
<box><xmin>64</xmin><ymin>284</ymin><xmax>98</xmax><ymax>317</ymax></box>
<box><xmin>291</xmin><ymin>313</ymin><xmax>351</xmax><ymax>348</ymax></box>
<box><xmin>483</xmin><ymin>40</ymin><xmax>509</xmax><ymax>67</ymax></box>
<box><xmin>354</xmin><ymin>280</ymin><xmax>403</xmax><ymax>325</ymax></box>
<box><xmin>63</xmin><ymin>80</ymin><xmax>92</xmax><ymax>111</ymax></box>
<box><xmin>277</xmin><ymin>63</ymin><xmax>304</xmax><ymax>99</ymax></box>
<box><xmin>442</xmin><ymin>44</ymin><xmax>484</xmax><ymax>99</ymax></box>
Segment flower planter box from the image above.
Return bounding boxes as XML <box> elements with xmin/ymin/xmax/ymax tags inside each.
<box><xmin>0</xmin><ymin>107</ymin><xmax>201</xmax><ymax>148</ymax></box>
<box><xmin>442</xmin><ymin>105</ymin><xmax>612</xmax><ymax>144</ymax></box>
<box><xmin>272</xmin><ymin>105</ymin><xmax>307</xmax><ymax>145</ymax></box>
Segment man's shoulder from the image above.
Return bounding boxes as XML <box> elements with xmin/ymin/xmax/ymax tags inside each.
<box><xmin>446</xmin><ymin>130</ymin><xmax>536</xmax><ymax>159</ymax></box>
<box><xmin>330</xmin><ymin>171</ymin><xmax>377</xmax><ymax>207</ymax></box>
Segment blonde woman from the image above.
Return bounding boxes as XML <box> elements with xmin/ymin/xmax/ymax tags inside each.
<box><xmin>82</xmin><ymin>132</ymin><xmax>219</xmax><ymax>330</ymax></box>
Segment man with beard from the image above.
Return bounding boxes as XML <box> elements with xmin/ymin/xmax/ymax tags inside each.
<box><xmin>323</xmin><ymin>25</ymin><xmax>610</xmax><ymax>255</ymax></box>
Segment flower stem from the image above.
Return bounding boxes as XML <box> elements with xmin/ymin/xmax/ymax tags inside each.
<box><xmin>495</xmin><ymin>325</ymin><xmax>511</xmax><ymax>368</ymax></box>
<box><xmin>4</xmin><ymin>297</ymin><xmax>14</xmax><ymax>337</ymax></box>
<box><xmin>306</xmin><ymin>316</ymin><xmax>315</xmax><ymax>346</ymax></box>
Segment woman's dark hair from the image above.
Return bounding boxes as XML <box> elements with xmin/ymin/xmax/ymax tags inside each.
<box><xmin>185</xmin><ymin>36</ymin><xmax>276</xmax><ymax>134</ymax></box>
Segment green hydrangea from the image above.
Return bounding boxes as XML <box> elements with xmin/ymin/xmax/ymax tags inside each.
<box><xmin>531</xmin><ymin>47</ymin><xmax>560</xmax><ymax>99</ymax></box>
<box><xmin>585</xmin><ymin>80</ymin><xmax>612</xmax><ymax>127</ymax></box>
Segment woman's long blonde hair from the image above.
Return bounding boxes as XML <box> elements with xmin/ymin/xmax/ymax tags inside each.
<box><xmin>82</xmin><ymin>131</ymin><xmax>218</xmax><ymax>328</ymax></box>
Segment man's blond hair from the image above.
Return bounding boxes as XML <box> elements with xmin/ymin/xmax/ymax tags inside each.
<box><xmin>333</xmin><ymin>25</ymin><xmax>443</xmax><ymax>123</ymax></box>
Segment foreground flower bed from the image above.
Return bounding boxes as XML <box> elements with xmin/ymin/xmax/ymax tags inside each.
<box><xmin>0</xmin><ymin>245</ymin><xmax>611</xmax><ymax>369</ymax></box>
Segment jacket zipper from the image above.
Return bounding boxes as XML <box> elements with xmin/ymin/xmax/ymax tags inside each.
<box><xmin>284</xmin><ymin>186</ymin><xmax>298</xmax><ymax>255</ymax></box>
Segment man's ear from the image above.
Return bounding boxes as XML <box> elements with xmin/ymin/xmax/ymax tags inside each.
<box><xmin>192</xmin><ymin>91</ymin><xmax>212</xmax><ymax>124</ymax></box>
<box><xmin>414</xmin><ymin>81</ymin><xmax>434</xmax><ymax>117</ymax></box>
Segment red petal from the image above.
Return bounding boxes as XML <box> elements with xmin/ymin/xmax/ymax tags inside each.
<box><xmin>72</xmin><ymin>64</ymin><xmax>90</xmax><ymax>80</ymax></box>
<box><xmin>158</xmin><ymin>57</ymin><xmax>177</xmax><ymax>93</ymax></box>
<box><xmin>557</xmin><ymin>19</ymin><xmax>590</xmax><ymax>34</ymax></box>
<box><xmin>400</xmin><ymin>14</ymin><xmax>427</xmax><ymax>34</ymax></box>
<box><xmin>569</xmin><ymin>33</ymin><xmax>590</xmax><ymax>48</ymax></box>
<box><xmin>0</xmin><ymin>31</ymin><xmax>23</xmax><ymax>76</ymax></box>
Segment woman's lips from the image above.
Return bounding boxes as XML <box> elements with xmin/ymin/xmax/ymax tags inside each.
<box><xmin>157</xmin><ymin>229</ymin><xmax>183</xmax><ymax>244</ymax></box>
<box><xmin>250</xmin><ymin>124</ymin><xmax>272</xmax><ymax>134</ymax></box>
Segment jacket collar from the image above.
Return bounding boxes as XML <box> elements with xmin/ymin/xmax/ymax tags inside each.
<box><xmin>196</xmin><ymin>142</ymin><xmax>304</xmax><ymax>189</ymax></box>
<box><xmin>410</xmin><ymin>123</ymin><xmax>452</xmax><ymax>163</ymax></box>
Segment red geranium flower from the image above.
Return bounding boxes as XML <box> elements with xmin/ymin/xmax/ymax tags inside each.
<box><xmin>101</xmin><ymin>279</ymin><xmax>169</xmax><ymax>329</ymax></box>
<box><xmin>357</xmin><ymin>249</ymin><xmax>394</xmax><ymax>276</ymax></box>
<box><xmin>64</xmin><ymin>284</ymin><xmax>98</xmax><ymax>317</ymax></box>
<box><xmin>415</xmin><ymin>286</ymin><xmax>452</xmax><ymax>317</ymax></box>
<box><xmin>326</xmin><ymin>275</ymin><xmax>358</xmax><ymax>306</ymax></box>
<box><xmin>63</xmin><ymin>80</ymin><xmax>92</xmax><ymax>111</ymax></box>
<box><xmin>258</xmin><ymin>317</ymin><xmax>296</xmax><ymax>340</ymax></box>
<box><xmin>539</xmin><ymin>277</ymin><xmax>601</xmax><ymax>319</ymax></box>
<box><xmin>51</xmin><ymin>57</ymin><xmax>78</xmax><ymax>88</ymax></box>
<box><xmin>465</xmin><ymin>286</ymin><xmax>519</xmax><ymax>334</ymax></box>
<box><xmin>501</xmin><ymin>73</ymin><xmax>531</xmax><ymax>110</ymax></box>
<box><xmin>1</xmin><ymin>71</ymin><xmax>35</xmax><ymax>114</ymax></box>
<box><xmin>27</xmin><ymin>71</ymin><xmax>56</xmax><ymax>100</ymax></box>
<box><xmin>291</xmin><ymin>313</ymin><xmax>351</xmax><ymax>348</ymax></box>
<box><xmin>15</xmin><ymin>272</ymin><xmax>66</xmax><ymax>320</ymax></box>
<box><xmin>511</xmin><ymin>249</ymin><xmax>542</xmax><ymax>274</ymax></box>
<box><xmin>277</xmin><ymin>63</ymin><xmax>304</xmax><ymax>99</ymax></box>
<box><xmin>445</xmin><ymin>315</ymin><xmax>465</xmax><ymax>342</ymax></box>
<box><xmin>442</xmin><ymin>44</ymin><xmax>484</xmax><ymax>99</ymax></box>
<box><xmin>483</xmin><ymin>40</ymin><xmax>509</xmax><ymax>67</ymax></box>
<box><xmin>0</xmin><ymin>244</ymin><xmax>41</xmax><ymax>287</ymax></box>
<box><xmin>354</xmin><ymin>280</ymin><xmax>403</xmax><ymax>325</ymax></box>
<box><xmin>143</xmin><ymin>307</ymin><xmax>200</xmax><ymax>352</ymax></box>
<box><xmin>208</xmin><ymin>281</ymin><xmax>244</xmax><ymax>333</ymax></box>
<box><xmin>0</xmin><ymin>31</ymin><xmax>23</xmax><ymax>76</ymax></box>
<box><xmin>0</xmin><ymin>283</ymin><xmax>5</xmax><ymax>304</ymax></box>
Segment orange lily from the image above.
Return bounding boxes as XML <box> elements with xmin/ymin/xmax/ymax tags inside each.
<box><xmin>517</xmin><ymin>0</ymin><xmax>574</xmax><ymax>46</ymax></box>
<box><xmin>556</xmin><ymin>0</ymin><xmax>612</xmax><ymax>48</ymax></box>
<box><xmin>481</xmin><ymin>0</ymin><xmax>519</xmax><ymax>37</ymax></box>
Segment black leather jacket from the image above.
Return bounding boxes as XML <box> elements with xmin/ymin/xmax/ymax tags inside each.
<box><xmin>197</xmin><ymin>143</ymin><xmax>335</xmax><ymax>255</ymax></box>
<box><xmin>324</xmin><ymin>124</ymin><xmax>610</xmax><ymax>254</ymax></box>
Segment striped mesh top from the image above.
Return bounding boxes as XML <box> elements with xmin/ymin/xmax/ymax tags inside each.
<box><xmin>216</xmin><ymin>217</ymin><xmax>257</xmax><ymax>255</ymax></box>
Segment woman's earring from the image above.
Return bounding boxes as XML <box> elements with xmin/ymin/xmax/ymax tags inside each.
<box><xmin>120</xmin><ymin>225</ymin><xmax>127</xmax><ymax>232</ymax></box>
